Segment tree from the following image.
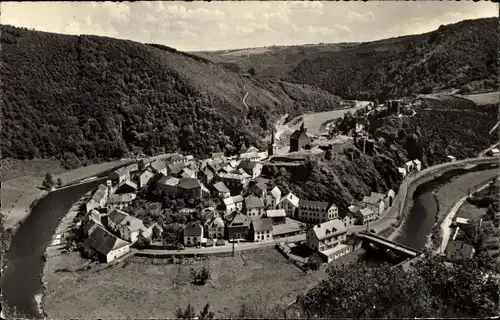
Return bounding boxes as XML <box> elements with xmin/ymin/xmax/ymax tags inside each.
<box><xmin>57</xmin><ymin>178</ymin><xmax>63</xmax><ymax>188</ymax></box>
<box><xmin>191</xmin><ymin>265</ymin><xmax>211</xmax><ymax>285</ymax></box>
<box><xmin>248</xmin><ymin>67</ymin><xmax>256</xmax><ymax>76</ymax></box>
<box><xmin>306</xmin><ymin>253</ymin><xmax>323</xmax><ymax>271</ymax></box>
<box><xmin>42</xmin><ymin>172</ymin><xmax>55</xmax><ymax>189</ymax></box>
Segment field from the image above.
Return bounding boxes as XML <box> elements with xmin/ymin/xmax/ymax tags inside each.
<box><xmin>42</xmin><ymin>247</ymin><xmax>363</xmax><ymax>319</ymax></box>
<box><xmin>1</xmin><ymin>159</ymin><xmax>132</xmax><ymax>230</ymax></box>
<box><xmin>455</xmin><ymin>202</ymin><xmax>487</xmax><ymax>222</ymax></box>
<box><xmin>457</xmin><ymin>91</ymin><xmax>499</xmax><ymax>106</ymax></box>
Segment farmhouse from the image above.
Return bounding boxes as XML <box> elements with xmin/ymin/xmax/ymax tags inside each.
<box><xmin>250</xmin><ymin>218</ymin><xmax>273</xmax><ymax>243</ymax></box>
<box><xmin>290</xmin><ymin>122</ymin><xmax>311</xmax><ymax>152</ymax></box>
<box><xmin>83</xmin><ymin>225</ymin><xmax>131</xmax><ymax>263</ymax></box>
<box><xmin>298</xmin><ymin>200</ymin><xmax>339</xmax><ymax>223</ymax></box>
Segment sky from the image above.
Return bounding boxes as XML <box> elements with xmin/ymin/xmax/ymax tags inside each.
<box><xmin>1</xmin><ymin>1</ymin><xmax>498</xmax><ymax>52</ymax></box>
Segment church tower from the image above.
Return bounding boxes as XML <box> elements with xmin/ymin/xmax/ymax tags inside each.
<box><xmin>268</xmin><ymin>127</ymin><xmax>277</xmax><ymax>156</ymax></box>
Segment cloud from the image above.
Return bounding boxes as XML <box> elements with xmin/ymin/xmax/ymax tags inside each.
<box><xmin>163</xmin><ymin>4</ymin><xmax>225</xmax><ymax>21</ymax></box>
<box><xmin>347</xmin><ymin>10</ymin><xmax>375</xmax><ymax>23</ymax></box>
<box><xmin>100</xmin><ymin>2</ymin><xmax>131</xmax><ymax>23</ymax></box>
<box><xmin>287</xmin><ymin>1</ymin><xmax>324</xmax><ymax>14</ymax></box>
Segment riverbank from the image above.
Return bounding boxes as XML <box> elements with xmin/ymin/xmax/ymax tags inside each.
<box><xmin>428</xmin><ymin>168</ymin><xmax>498</xmax><ymax>251</ymax></box>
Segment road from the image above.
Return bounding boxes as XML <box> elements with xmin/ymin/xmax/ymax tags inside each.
<box><xmin>135</xmin><ymin>234</ymin><xmax>306</xmax><ymax>256</ymax></box>
<box><xmin>438</xmin><ymin>180</ymin><xmax>494</xmax><ymax>254</ymax></box>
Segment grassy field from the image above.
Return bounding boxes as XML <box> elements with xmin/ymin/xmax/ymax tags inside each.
<box><xmin>456</xmin><ymin>202</ymin><xmax>488</xmax><ymax>222</ymax></box>
<box><xmin>1</xmin><ymin>159</ymin><xmax>132</xmax><ymax>230</ymax></box>
<box><xmin>457</xmin><ymin>91</ymin><xmax>499</xmax><ymax>105</ymax></box>
<box><xmin>42</xmin><ymin>247</ymin><xmax>364</xmax><ymax>319</ymax></box>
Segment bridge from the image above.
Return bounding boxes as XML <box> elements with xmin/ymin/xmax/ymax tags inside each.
<box><xmin>357</xmin><ymin>231</ymin><xmax>421</xmax><ymax>259</ymax></box>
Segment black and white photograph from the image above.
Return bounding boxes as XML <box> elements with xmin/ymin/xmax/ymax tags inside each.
<box><xmin>0</xmin><ymin>1</ymin><xmax>499</xmax><ymax>319</ymax></box>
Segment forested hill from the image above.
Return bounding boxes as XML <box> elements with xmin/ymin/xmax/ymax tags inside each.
<box><xmin>0</xmin><ymin>25</ymin><xmax>342</xmax><ymax>169</ymax></box>
<box><xmin>203</xmin><ymin>18</ymin><xmax>498</xmax><ymax>101</ymax></box>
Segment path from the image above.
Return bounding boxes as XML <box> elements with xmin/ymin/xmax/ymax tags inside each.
<box><xmin>438</xmin><ymin>180</ymin><xmax>494</xmax><ymax>254</ymax></box>
<box><xmin>242</xmin><ymin>91</ymin><xmax>249</xmax><ymax>110</ymax></box>
<box><xmin>135</xmin><ymin>234</ymin><xmax>306</xmax><ymax>256</ymax></box>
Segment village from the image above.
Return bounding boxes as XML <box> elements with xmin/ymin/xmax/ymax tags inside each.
<box><xmin>74</xmin><ymin>100</ymin><xmax>434</xmax><ymax>265</ymax></box>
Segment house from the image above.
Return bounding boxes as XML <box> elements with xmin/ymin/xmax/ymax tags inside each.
<box><xmin>244</xmin><ymin>195</ymin><xmax>266</xmax><ymax>219</ymax></box>
<box><xmin>218</xmin><ymin>172</ymin><xmax>251</xmax><ymax>194</ymax></box>
<box><xmin>199</xmin><ymin>167</ymin><xmax>214</xmax><ymax>185</ymax></box>
<box><xmin>290</xmin><ymin>122</ymin><xmax>311</xmax><ymax>152</ymax></box>
<box><xmin>138</xmin><ymin>167</ymin><xmax>155</xmax><ymax>189</ymax></box>
<box><xmin>107</xmin><ymin>209</ymin><xmax>150</xmax><ymax>244</ymax></box>
<box><xmin>446</xmin><ymin>240</ymin><xmax>475</xmax><ymax>262</ymax></box>
<box><xmin>207</xmin><ymin>161</ymin><xmax>222</xmax><ymax>174</ymax></box>
<box><xmin>272</xmin><ymin>218</ymin><xmax>302</xmax><ymax>238</ymax></box>
<box><xmin>355</xmin><ymin>208</ymin><xmax>376</xmax><ymax>225</ymax></box>
<box><xmin>447</xmin><ymin>155</ymin><xmax>456</xmax><ymax>162</ymax></box>
<box><xmin>239</xmin><ymin>151</ymin><xmax>261</xmax><ymax>162</ymax></box>
<box><xmin>398</xmin><ymin>167</ymin><xmax>407</xmax><ymax>177</ymax></box>
<box><xmin>488</xmin><ymin>148</ymin><xmax>499</xmax><ymax>157</ymax></box>
<box><xmin>83</xmin><ymin>225</ymin><xmax>131</xmax><ymax>263</ymax></box>
<box><xmin>177</xmin><ymin>178</ymin><xmax>204</xmax><ymax>199</ymax></box>
<box><xmin>386</xmin><ymin>189</ymin><xmax>396</xmax><ymax>207</ymax></box>
<box><xmin>205</xmin><ymin>216</ymin><xmax>225</xmax><ymax>239</ymax></box>
<box><xmin>265</xmin><ymin>186</ymin><xmax>282</xmax><ymax>208</ymax></box>
<box><xmin>265</xmin><ymin>209</ymin><xmax>287</xmax><ymax>224</ymax></box>
<box><xmin>222</xmin><ymin>195</ymin><xmax>244</xmax><ymax>214</ymax></box>
<box><xmin>211</xmin><ymin>152</ymin><xmax>225</xmax><ymax>161</ymax></box>
<box><xmin>298</xmin><ymin>200</ymin><xmax>339</xmax><ymax>223</ymax></box>
<box><xmin>226</xmin><ymin>212</ymin><xmax>250</xmax><ymax>241</ymax></box>
<box><xmin>362</xmin><ymin>196</ymin><xmax>385</xmax><ymax>216</ymax></box>
<box><xmin>250</xmin><ymin>218</ymin><xmax>273</xmax><ymax>242</ymax></box>
<box><xmin>277</xmin><ymin>192</ymin><xmax>300</xmax><ymax>218</ymax></box>
<box><xmin>221</xmin><ymin>164</ymin><xmax>235</xmax><ymax>173</ymax></box>
<box><xmin>167</xmin><ymin>162</ymin><xmax>188</xmax><ymax>177</ymax></box>
<box><xmin>213</xmin><ymin>181</ymin><xmax>231</xmax><ymax>199</ymax></box>
<box><xmin>107</xmin><ymin>193</ymin><xmax>136</xmax><ymax>210</ymax></box>
<box><xmin>156</xmin><ymin>175</ymin><xmax>180</xmax><ymax>195</ymax></box>
<box><xmin>229</xmin><ymin>159</ymin><xmax>241</xmax><ymax>169</ymax></box>
<box><xmin>183</xmin><ymin>223</ymin><xmax>204</xmax><ymax>247</ymax></box>
<box><xmin>85</xmin><ymin>184</ymin><xmax>108</xmax><ymax>213</ymax></box>
<box><xmin>150</xmin><ymin>159</ymin><xmax>168</xmax><ymax>175</ymax></box>
<box><xmin>413</xmin><ymin>159</ymin><xmax>422</xmax><ymax>171</ymax></box>
<box><xmin>404</xmin><ymin>160</ymin><xmax>414</xmax><ymax>173</ymax></box>
<box><xmin>180</xmin><ymin>167</ymin><xmax>197</xmax><ymax>179</ymax></box>
<box><xmin>306</xmin><ymin>219</ymin><xmax>348</xmax><ymax>263</ymax></box>
<box><xmin>247</xmin><ymin>180</ymin><xmax>267</xmax><ymax>199</ymax></box>
<box><xmin>110</xmin><ymin>167</ymin><xmax>132</xmax><ymax>185</ymax></box>
<box><xmin>257</xmin><ymin>151</ymin><xmax>269</xmax><ymax>161</ymax></box>
<box><xmin>370</xmin><ymin>192</ymin><xmax>387</xmax><ymax>210</ymax></box>
<box><xmin>238</xmin><ymin>161</ymin><xmax>263</xmax><ymax>179</ymax></box>
<box><xmin>83</xmin><ymin>215</ymin><xmax>103</xmax><ymax>237</ymax></box>
<box><xmin>339</xmin><ymin>210</ymin><xmax>356</xmax><ymax>227</ymax></box>
<box><xmin>115</xmin><ymin>180</ymin><xmax>138</xmax><ymax>194</ymax></box>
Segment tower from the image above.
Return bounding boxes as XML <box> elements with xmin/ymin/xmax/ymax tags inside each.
<box><xmin>268</xmin><ymin>127</ymin><xmax>276</xmax><ymax>156</ymax></box>
<box><xmin>300</xmin><ymin>122</ymin><xmax>306</xmax><ymax>133</ymax></box>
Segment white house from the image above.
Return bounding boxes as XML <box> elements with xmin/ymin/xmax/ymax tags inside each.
<box><xmin>85</xmin><ymin>184</ymin><xmax>108</xmax><ymax>213</ymax></box>
<box><xmin>362</xmin><ymin>196</ymin><xmax>385</xmax><ymax>216</ymax></box>
<box><xmin>205</xmin><ymin>216</ymin><xmax>225</xmax><ymax>239</ymax></box>
<box><xmin>107</xmin><ymin>209</ymin><xmax>149</xmax><ymax>244</ymax></box>
<box><xmin>251</xmin><ymin>218</ymin><xmax>273</xmax><ymax>243</ymax></box>
<box><xmin>306</xmin><ymin>219</ymin><xmax>349</xmax><ymax>263</ymax></box>
<box><xmin>276</xmin><ymin>192</ymin><xmax>300</xmax><ymax>218</ymax></box>
<box><xmin>83</xmin><ymin>225</ymin><xmax>131</xmax><ymax>263</ymax></box>
<box><xmin>404</xmin><ymin>160</ymin><xmax>414</xmax><ymax>173</ymax></box>
<box><xmin>138</xmin><ymin>167</ymin><xmax>155</xmax><ymax>189</ymax></box>
<box><xmin>398</xmin><ymin>167</ymin><xmax>407</xmax><ymax>177</ymax></box>
<box><xmin>238</xmin><ymin>161</ymin><xmax>263</xmax><ymax>179</ymax></box>
<box><xmin>355</xmin><ymin>208</ymin><xmax>376</xmax><ymax>225</ymax></box>
<box><xmin>213</xmin><ymin>181</ymin><xmax>231</xmax><ymax>199</ymax></box>
<box><xmin>265</xmin><ymin>186</ymin><xmax>282</xmax><ymax>208</ymax></box>
<box><xmin>223</xmin><ymin>195</ymin><xmax>244</xmax><ymax>214</ymax></box>
<box><xmin>244</xmin><ymin>195</ymin><xmax>266</xmax><ymax>219</ymax></box>
<box><xmin>447</xmin><ymin>155</ymin><xmax>456</xmax><ymax>162</ymax></box>
<box><xmin>413</xmin><ymin>159</ymin><xmax>422</xmax><ymax>171</ymax></box>
<box><xmin>298</xmin><ymin>200</ymin><xmax>339</xmax><ymax>223</ymax></box>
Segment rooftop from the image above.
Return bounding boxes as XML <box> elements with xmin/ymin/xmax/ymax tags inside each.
<box><xmin>359</xmin><ymin>208</ymin><xmax>375</xmax><ymax>216</ymax></box>
<box><xmin>299</xmin><ymin>199</ymin><xmax>332</xmax><ymax>210</ymax></box>
<box><xmin>177</xmin><ymin>178</ymin><xmax>201</xmax><ymax>190</ymax></box>
<box><xmin>362</xmin><ymin>196</ymin><xmax>381</xmax><ymax>205</ymax></box>
<box><xmin>252</xmin><ymin>218</ymin><xmax>273</xmax><ymax>232</ymax></box>
<box><xmin>108</xmin><ymin>193</ymin><xmax>136</xmax><ymax>204</ymax></box>
<box><xmin>213</xmin><ymin>181</ymin><xmax>230</xmax><ymax>193</ymax></box>
<box><xmin>245</xmin><ymin>195</ymin><xmax>265</xmax><ymax>209</ymax></box>
<box><xmin>266</xmin><ymin>209</ymin><xmax>286</xmax><ymax>218</ymax></box>
<box><xmin>311</xmin><ymin>219</ymin><xmax>347</xmax><ymax>241</ymax></box>
<box><xmin>84</xmin><ymin>225</ymin><xmax>130</xmax><ymax>255</ymax></box>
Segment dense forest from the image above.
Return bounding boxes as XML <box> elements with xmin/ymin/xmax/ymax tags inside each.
<box><xmin>0</xmin><ymin>25</ymin><xmax>342</xmax><ymax>169</ymax></box>
<box><xmin>206</xmin><ymin>18</ymin><xmax>497</xmax><ymax>101</ymax></box>
<box><xmin>289</xmin><ymin>18</ymin><xmax>498</xmax><ymax>100</ymax></box>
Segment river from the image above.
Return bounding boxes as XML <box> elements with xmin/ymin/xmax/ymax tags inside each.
<box><xmin>1</xmin><ymin>178</ymin><xmax>107</xmax><ymax>318</ymax></box>
<box><xmin>395</xmin><ymin>163</ymin><xmax>499</xmax><ymax>251</ymax></box>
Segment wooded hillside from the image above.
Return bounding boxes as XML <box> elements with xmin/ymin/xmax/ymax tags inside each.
<box><xmin>0</xmin><ymin>25</ymin><xmax>342</xmax><ymax>169</ymax></box>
